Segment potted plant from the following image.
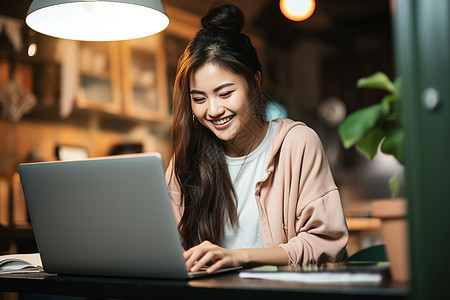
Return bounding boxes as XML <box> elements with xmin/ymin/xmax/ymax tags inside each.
<box><xmin>338</xmin><ymin>71</ymin><xmax>404</xmax><ymax>197</ymax></box>
<box><xmin>338</xmin><ymin>72</ymin><xmax>409</xmax><ymax>281</ymax></box>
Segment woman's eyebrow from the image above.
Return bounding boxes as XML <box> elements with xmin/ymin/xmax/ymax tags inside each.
<box><xmin>190</xmin><ymin>82</ymin><xmax>235</xmax><ymax>95</ymax></box>
<box><xmin>189</xmin><ymin>89</ymin><xmax>205</xmax><ymax>95</ymax></box>
<box><xmin>213</xmin><ymin>82</ymin><xmax>235</xmax><ymax>93</ymax></box>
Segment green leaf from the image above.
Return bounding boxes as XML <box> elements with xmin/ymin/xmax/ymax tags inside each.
<box><xmin>389</xmin><ymin>175</ymin><xmax>400</xmax><ymax>198</ymax></box>
<box><xmin>356</xmin><ymin>128</ymin><xmax>384</xmax><ymax>160</ymax></box>
<box><xmin>357</xmin><ymin>72</ymin><xmax>395</xmax><ymax>93</ymax></box>
<box><xmin>381</xmin><ymin>127</ymin><xmax>405</xmax><ymax>164</ymax></box>
<box><xmin>389</xmin><ymin>171</ymin><xmax>404</xmax><ymax>198</ymax></box>
<box><xmin>381</xmin><ymin>95</ymin><xmax>396</xmax><ymax>115</ymax></box>
<box><xmin>338</xmin><ymin>104</ymin><xmax>384</xmax><ymax>148</ymax></box>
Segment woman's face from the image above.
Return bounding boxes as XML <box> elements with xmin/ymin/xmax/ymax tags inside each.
<box><xmin>190</xmin><ymin>63</ymin><xmax>260</xmax><ymax>156</ymax></box>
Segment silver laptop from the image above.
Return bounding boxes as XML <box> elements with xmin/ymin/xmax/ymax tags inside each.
<box><xmin>18</xmin><ymin>153</ymin><xmax>240</xmax><ymax>279</ymax></box>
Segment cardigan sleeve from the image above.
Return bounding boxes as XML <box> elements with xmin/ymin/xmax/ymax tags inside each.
<box><xmin>278</xmin><ymin>190</ymin><xmax>349</xmax><ymax>265</ymax></box>
<box><xmin>262</xmin><ymin>121</ymin><xmax>348</xmax><ymax>265</ymax></box>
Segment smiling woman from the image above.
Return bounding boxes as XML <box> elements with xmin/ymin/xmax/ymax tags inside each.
<box><xmin>165</xmin><ymin>3</ymin><xmax>348</xmax><ymax>274</ymax></box>
<box><xmin>189</xmin><ymin>63</ymin><xmax>265</xmax><ymax>157</ymax></box>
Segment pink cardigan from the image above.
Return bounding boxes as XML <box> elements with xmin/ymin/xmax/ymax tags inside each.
<box><xmin>166</xmin><ymin>118</ymin><xmax>348</xmax><ymax>266</ymax></box>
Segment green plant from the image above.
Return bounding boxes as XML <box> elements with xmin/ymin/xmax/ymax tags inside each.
<box><xmin>338</xmin><ymin>72</ymin><xmax>404</xmax><ymax>197</ymax></box>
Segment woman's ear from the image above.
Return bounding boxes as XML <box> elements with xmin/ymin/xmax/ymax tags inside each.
<box><xmin>254</xmin><ymin>71</ymin><xmax>262</xmax><ymax>88</ymax></box>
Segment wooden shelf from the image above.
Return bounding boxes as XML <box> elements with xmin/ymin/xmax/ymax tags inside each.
<box><xmin>346</xmin><ymin>217</ymin><xmax>383</xmax><ymax>257</ymax></box>
<box><xmin>346</xmin><ymin>217</ymin><xmax>382</xmax><ymax>231</ymax></box>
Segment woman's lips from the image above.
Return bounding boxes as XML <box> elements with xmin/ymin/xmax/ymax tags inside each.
<box><xmin>212</xmin><ymin>115</ymin><xmax>234</xmax><ymax>129</ymax></box>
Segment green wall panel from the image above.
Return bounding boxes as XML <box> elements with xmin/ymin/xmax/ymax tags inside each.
<box><xmin>394</xmin><ymin>0</ymin><xmax>450</xmax><ymax>299</ymax></box>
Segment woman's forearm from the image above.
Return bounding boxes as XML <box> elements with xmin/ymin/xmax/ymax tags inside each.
<box><xmin>238</xmin><ymin>247</ymin><xmax>289</xmax><ymax>267</ymax></box>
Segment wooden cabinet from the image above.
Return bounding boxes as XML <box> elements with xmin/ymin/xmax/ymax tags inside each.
<box><xmin>121</xmin><ymin>35</ymin><xmax>169</xmax><ymax>121</ymax></box>
<box><xmin>77</xmin><ymin>41</ymin><xmax>122</xmax><ymax>115</ymax></box>
<box><xmin>76</xmin><ymin>34</ymin><xmax>169</xmax><ymax>122</ymax></box>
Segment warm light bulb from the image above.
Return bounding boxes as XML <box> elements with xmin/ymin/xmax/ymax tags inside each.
<box><xmin>280</xmin><ymin>0</ymin><xmax>316</xmax><ymax>21</ymax></box>
<box><xmin>28</xmin><ymin>43</ymin><xmax>37</xmax><ymax>57</ymax></box>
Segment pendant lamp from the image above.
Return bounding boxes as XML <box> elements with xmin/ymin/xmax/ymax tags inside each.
<box><xmin>25</xmin><ymin>0</ymin><xmax>169</xmax><ymax>41</ymax></box>
<box><xmin>280</xmin><ymin>0</ymin><xmax>315</xmax><ymax>22</ymax></box>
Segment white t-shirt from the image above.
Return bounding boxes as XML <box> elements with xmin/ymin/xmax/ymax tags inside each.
<box><xmin>220</xmin><ymin>121</ymin><xmax>277</xmax><ymax>249</ymax></box>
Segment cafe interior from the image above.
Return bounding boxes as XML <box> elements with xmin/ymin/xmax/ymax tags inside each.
<box><xmin>0</xmin><ymin>0</ymin><xmax>448</xmax><ymax>299</ymax></box>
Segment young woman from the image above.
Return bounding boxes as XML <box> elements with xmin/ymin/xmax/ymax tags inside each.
<box><xmin>166</xmin><ymin>3</ymin><xmax>348</xmax><ymax>274</ymax></box>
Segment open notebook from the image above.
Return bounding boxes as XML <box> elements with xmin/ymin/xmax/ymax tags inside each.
<box><xmin>18</xmin><ymin>153</ymin><xmax>240</xmax><ymax>279</ymax></box>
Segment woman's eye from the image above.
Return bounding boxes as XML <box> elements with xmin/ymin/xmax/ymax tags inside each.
<box><xmin>192</xmin><ymin>97</ymin><xmax>206</xmax><ymax>102</ymax></box>
<box><xmin>220</xmin><ymin>91</ymin><xmax>234</xmax><ymax>98</ymax></box>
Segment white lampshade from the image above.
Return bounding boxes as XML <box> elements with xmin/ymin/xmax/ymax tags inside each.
<box><xmin>26</xmin><ymin>0</ymin><xmax>169</xmax><ymax>41</ymax></box>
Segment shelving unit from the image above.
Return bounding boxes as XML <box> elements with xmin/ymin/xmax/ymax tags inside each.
<box><xmin>346</xmin><ymin>217</ymin><xmax>383</xmax><ymax>256</ymax></box>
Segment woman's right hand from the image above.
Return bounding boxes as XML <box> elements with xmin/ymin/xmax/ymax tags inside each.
<box><xmin>184</xmin><ymin>241</ymin><xmax>247</xmax><ymax>273</ymax></box>
<box><xmin>184</xmin><ymin>241</ymin><xmax>289</xmax><ymax>273</ymax></box>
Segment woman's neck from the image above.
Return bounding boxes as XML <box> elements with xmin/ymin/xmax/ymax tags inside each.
<box><xmin>225</xmin><ymin>121</ymin><xmax>269</xmax><ymax>157</ymax></box>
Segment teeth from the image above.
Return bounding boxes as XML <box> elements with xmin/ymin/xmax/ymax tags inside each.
<box><xmin>213</xmin><ymin>116</ymin><xmax>233</xmax><ymax>125</ymax></box>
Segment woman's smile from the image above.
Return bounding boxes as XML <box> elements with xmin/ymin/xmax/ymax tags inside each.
<box><xmin>211</xmin><ymin>115</ymin><xmax>234</xmax><ymax>128</ymax></box>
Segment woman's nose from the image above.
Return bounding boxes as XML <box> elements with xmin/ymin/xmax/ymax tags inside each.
<box><xmin>207</xmin><ymin>98</ymin><xmax>225</xmax><ymax>117</ymax></box>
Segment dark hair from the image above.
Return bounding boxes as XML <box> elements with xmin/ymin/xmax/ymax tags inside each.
<box><xmin>170</xmin><ymin>3</ymin><xmax>267</xmax><ymax>249</ymax></box>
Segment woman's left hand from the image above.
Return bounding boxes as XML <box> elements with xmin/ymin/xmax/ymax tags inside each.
<box><xmin>184</xmin><ymin>240</ymin><xmax>247</xmax><ymax>273</ymax></box>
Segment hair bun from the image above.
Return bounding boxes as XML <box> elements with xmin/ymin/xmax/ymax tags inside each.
<box><xmin>201</xmin><ymin>4</ymin><xmax>244</xmax><ymax>33</ymax></box>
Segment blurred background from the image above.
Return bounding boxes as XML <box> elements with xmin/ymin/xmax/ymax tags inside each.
<box><xmin>0</xmin><ymin>0</ymin><xmax>401</xmax><ymax>255</ymax></box>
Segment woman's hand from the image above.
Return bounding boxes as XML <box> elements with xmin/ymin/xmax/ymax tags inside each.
<box><xmin>184</xmin><ymin>241</ymin><xmax>290</xmax><ymax>273</ymax></box>
<box><xmin>184</xmin><ymin>241</ymin><xmax>247</xmax><ymax>273</ymax></box>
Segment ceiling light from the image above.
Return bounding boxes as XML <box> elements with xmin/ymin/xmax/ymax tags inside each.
<box><xmin>25</xmin><ymin>0</ymin><xmax>169</xmax><ymax>41</ymax></box>
<box><xmin>280</xmin><ymin>0</ymin><xmax>316</xmax><ymax>22</ymax></box>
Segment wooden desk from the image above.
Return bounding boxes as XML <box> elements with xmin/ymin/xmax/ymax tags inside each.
<box><xmin>0</xmin><ymin>271</ymin><xmax>408</xmax><ymax>299</ymax></box>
